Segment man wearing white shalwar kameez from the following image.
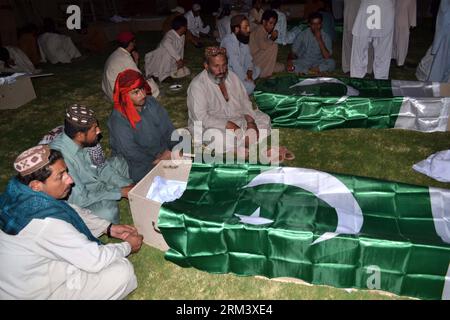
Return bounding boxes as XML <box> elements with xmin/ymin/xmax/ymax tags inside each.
<box><xmin>351</xmin><ymin>0</ymin><xmax>395</xmax><ymax>79</ymax></box>
<box><xmin>38</xmin><ymin>32</ymin><xmax>81</xmax><ymax>64</ymax></box>
<box><xmin>185</xmin><ymin>4</ymin><xmax>211</xmax><ymax>39</ymax></box>
<box><xmin>427</xmin><ymin>0</ymin><xmax>450</xmax><ymax>82</ymax></box>
<box><xmin>0</xmin><ymin>46</ymin><xmax>37</xmax><ymax>74</ymax></box>
<box><xmin>392</xmin><ymin>0</ymin><xmax>416</xmax><ymax>67</ymax></box>
<box><xmin>145</xmin><ymin>16</ymin><xmax>190</xmax><ymax>82</ymax></box>
<box><xmin>102</xmin><ymin>32</ymin><xmax>159</xmax><ymax>101</ymax></box>
<box><xmin>0</xmin><ymin>145</ymin><xmax>143</xmax><ymax>300</ymax></box>
<box><xmin>187</xmin><ymin>47</ymin><xmax>271</xmax><ymax>153</ymax></box>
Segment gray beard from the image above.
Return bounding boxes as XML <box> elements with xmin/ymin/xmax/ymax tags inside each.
<box><xmin>207</xmin><ymin>70</ymin><xmax>228</xmax><ymax>85</ymax></box>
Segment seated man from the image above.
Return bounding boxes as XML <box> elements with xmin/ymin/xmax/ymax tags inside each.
<box><xmin>38</xmin><ymin>18</ymin><xmax>82</xmax><ymax>64</ymax></box>
<box><xmin>0</xmin><ymin>45</ymin><xmax>38</xmax><ymax>74</ymax></box>
<box><xmin>271</xmin><ymin>0</ymin><xmax>302</xmax><ymax>45</ymax></box>
<box><xmin>287</xmin><ymin>12</ymin><xmax>335</xmax><ymax>75</ymax></box>
<box><xmin>221</xmin><ymin>15</ymin><xmax>260</xmax><ymax>95</ymax></box>
<box><xmin>108</xmin><ymin>69</ymin><xmax>179</xmax><ymax>183</ymax></box>
<box><xmin>18</xmin><ymin>24</ymin><xmax>41</xmax><ymax>66</ymax></box>
<box><xmin>249</xmin><ymin>9</ymin><xmax>285</xmax><ymax>78</ymax></box>
<box><xmin>163</xmin><ymin>6</ymin><xmax>185</xmax><ymax>34</ymax></box>
<box><xmin>145</xmin><ymin>15</ymin><xmax>191</xmax><ymax>83</ymax></box>
<box><xmin>50</xmin><ymin>105</ymin><xmax>134</xmax><ymax>224</ymax></box>
<box><xmin>187</xmin><ymin>47</ymin><xmax>271</xmax><ymax>154</ymax></box>
<box><xmin>0</xmin><ymin>145</ymin><xmax>142</xmax><ymax>300</ymax></box>
<box><xmin>184</xmin><ymin>3</ymin><xmax>211</xmax><ymax>48</ymax></box>
<box><xmin>102</xmin><ymin>31</ymin><xmax>159</xmax><ymax>101</ymax></box>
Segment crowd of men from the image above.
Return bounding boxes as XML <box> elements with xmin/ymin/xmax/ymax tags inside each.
<box><xmin>0</xmin><ymin>0</ymin><xmax>449</xmax><ymax>300</ymax></box>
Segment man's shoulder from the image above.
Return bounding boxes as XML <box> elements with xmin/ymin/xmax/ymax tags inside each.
<box><xmin>189</xmin><ymin>70</ymin><xmax>207</xmax><ymax>88</ymax></box>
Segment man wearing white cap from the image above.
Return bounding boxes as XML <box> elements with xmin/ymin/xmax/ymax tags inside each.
<box><xmin>185</xmin><ymin>3</ymin><xmax>211</xmax><ymax>48</ymax></box>
<box><xmin>0</xmin><ymin>145</ymin><xmax>143</xmax><ymax>300</ymax></box>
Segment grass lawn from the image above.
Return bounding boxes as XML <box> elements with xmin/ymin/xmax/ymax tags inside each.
<box><xmin>1</xmin><ymin>18</ymin><xmax>449</xmax><ymax>300</ymax></box>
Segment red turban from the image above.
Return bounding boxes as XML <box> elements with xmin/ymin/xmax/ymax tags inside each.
<box><xmin>113</xmin><ymin>69</ymin><xmax>151</xmax><ymax>129</ymax></box>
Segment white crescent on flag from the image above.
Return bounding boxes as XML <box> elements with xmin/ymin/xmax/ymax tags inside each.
<box><xmin>243</xmin><ymin>167</ymin><xmax>364</xmax><ymax>245</ymax></box>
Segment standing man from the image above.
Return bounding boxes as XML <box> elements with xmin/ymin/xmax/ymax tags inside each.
<box><xmin>50</xmin><ymin>105</ymin><xmax>134</xmax><ymax>224</ymax></box>
<box><xmin>102</xmin><ymin>31</ymin><xmax>159</xmax><ymax>101</ymax></box>
<box><xmin>392</xmin><ymin>0</ymin><xmax>417</xmax><ymax>67</ymax></box>
<box><xmin>350</xmin><ymin>0</ymin><xmax>395</xmax><ymax>79</ymax></box>
<box><xmin>221</xmin><ymin>15</ymin><xmax>260</xmax><ymax>95</ymax></box>
<box><xmin>108</xmin><ymin>69</ymin><xmax>179</xmax><ymax>183</ymax></box>
<box><xmin>249</xmin><ymin>9</ymin><xmax>284</xmax><ymax>78</ymax></box>
<box><xmin>145</xmin><ymin>15</ymin><xmax>191</xmax><ymax>83</ymax></box>
<box><xmin>427</xmin><ymin>0</ymin><xmax>450</xmax><ymax>82</ymax></box>
<box><xmin>342</xmin><ymin>0</ymin><xmax>361</xmax><ymax>74</ymax></box>
<box><xmin>0</xmin><ymin>145</ymin><xmax>142</xmax><ymax>300</ymax></box>
<box><xmin>287</xmin><ymin>12</ymin><xmax>335</xmax><ymax>76</ymax></box>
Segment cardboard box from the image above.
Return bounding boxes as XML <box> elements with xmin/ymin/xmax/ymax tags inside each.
<box><xmin>129</xmin><ymin>160</ymin><xmax>193</xmax><ymax>251</ymax></box>
<box><xmin>0</xmin><ymin>75</ymin><xmax>36</xmax><ymax>110</ymax></box>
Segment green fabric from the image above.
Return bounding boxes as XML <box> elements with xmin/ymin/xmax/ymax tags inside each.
<box><xmin>253</xmin><ymin>76</ymin><xmax>403</xmax><ymax>131</ymax></box>
<box><xmin>159</xmin><ymin>163</ymin><xmax>450</xmax><ymax>300</ymax></box>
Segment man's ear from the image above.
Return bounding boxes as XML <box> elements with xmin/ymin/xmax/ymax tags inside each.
<box><xmin>29</xmin><ymin>180</ymin><xmax>44</xmax><ymax>192</ymax></box>
<box><xmin>203</xmin><ymin>62</ymin><xmax>209</xmax><ymax>70</ymax></box>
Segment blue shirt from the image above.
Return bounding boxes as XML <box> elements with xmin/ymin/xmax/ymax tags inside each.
<box><xmin>108</xmin><ymin>97</ymin><xmax>178</xmax><ymax>183</ymax></box>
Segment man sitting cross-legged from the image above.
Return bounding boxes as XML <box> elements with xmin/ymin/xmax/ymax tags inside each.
<box><xmin>187</xmin><ymin>47</ymin><xmax>272</xmax><ymax>155</ymax></box>
<box><xmin>50</xmin><ymin>105</ymin><xmax>134</xmax><ymax>224</ymax></box>
<box><xmin>0</xmin><ymin>145</ymin><xmax>143</xmax><ymax>300</ymax></box>
<box><xmin>108</xmin><ymin>69</ymin><xmax>180</xmax><ymax>184</ymax></box>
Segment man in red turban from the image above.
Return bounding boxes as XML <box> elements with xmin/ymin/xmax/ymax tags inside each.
<box><xmin>108</xmin><ymin>69</ymin><xmax>179</xmax><ymax>183</ymax></box>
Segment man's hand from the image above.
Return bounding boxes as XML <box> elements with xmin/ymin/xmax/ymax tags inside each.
<box><xmin>110</xmin><ymin>224</ymin><xmax>138</xmax><ymax>240</ymax></box>
<box><xmin>226</xmin><ymin>121</ymin><xmax>240</xmax><ymax>131</ymax></box>
<box><xmin>124</xmin><ymin>233</ymin><xmax>144</xmax><ymax>254</ymax></box>
<box><xmin>152</xmin><ymin>150</ymin><xmax>173</xmax><ymax>166</ymax></box>
<box><xmin>121</xmin><ymin>185</ymin><xmax>135</xmax><ymax>199</ymax></box>
<box><xmin>270</xmin><ymin>30</ymin><xmax>278</xmax><ymax>41</ymax></box>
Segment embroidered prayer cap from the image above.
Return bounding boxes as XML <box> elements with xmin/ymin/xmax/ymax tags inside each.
<box><xmin>171</xmin><ymin>6</ymin><xmax>185</xmax><ymax>14</ymax></box>
<box><xmin>65</xmin><ymin>104</ymin><xmax>97</xmax><ymax>128</ymax></box>
<box><xmin>14</xmin><ymin>145</ymin><xmax>51</xmax><ymax>177</ymax></box>
<box><xmin>192</xmin><ymin>3</ymin><xmax>201</xmax><ymax>11</ymax></box>
<box><xmin>205</xmin><ymin>46</ymin><xmax>227</xmax><ymax>59</ymax></box>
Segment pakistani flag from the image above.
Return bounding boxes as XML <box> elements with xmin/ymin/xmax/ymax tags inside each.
<box><xmin>254</xmin><ymin>76</ymin><xmax>450</xmax><ymax>132</ymax></box>
<box><xmin>158</xmin><ymin>163</ymin><xmax>450</xmax><ymax>300</ymax></box>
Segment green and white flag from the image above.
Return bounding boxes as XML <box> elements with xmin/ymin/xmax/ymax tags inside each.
<box><xmin>254</xmin><ymin>76</ymin><xmax>450</xmax><ymax>132</ymax></box>
<box><xmin>158</xmin><ymin>163</ymin><xmax>450</xmax><ymax>300</ymax></box>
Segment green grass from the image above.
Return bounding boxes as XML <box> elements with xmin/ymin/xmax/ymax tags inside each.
<box><xmin>1</xmin><ymin>19</ymin><xmax>449</xmax><ymax>300</ymax></box>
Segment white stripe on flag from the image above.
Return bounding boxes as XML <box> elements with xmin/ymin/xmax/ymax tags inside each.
<box><xmin>443</xmin><ymin>264</ymin><xmax>450</xmax><ymax>300</ymax></box>
<box><xmin>429</xmin><ymin>187</ymin><xmax>450</xmax><ymax>244</ymax></box>
<box><xmin>395</xmin><ymin>97</ymin><xmax>450</xmax><ymax>132</ymax></box>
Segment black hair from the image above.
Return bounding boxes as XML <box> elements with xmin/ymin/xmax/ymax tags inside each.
<box><xmin>261</xmin><ymin>9</ymin><xmax>278</xmax><ymax>23</ymax></box>
<box><xmin>0</xmin><ymin>47</ymin><xmax>10</xmax><ymax>63</ymax></box>
<box><xmin>64</xmin><ymin>119</ymin><xmax>95</xmax><ymax>139</ymax></box>
<box><xmin>17</xmin><ymin>149</ymin><xmax>64</xmax><ymax>185</ymax></box>
<box><xmin>308</xmin><ymin>12</ymin><xmax>323</xmax><ymax>23</ymax></box>
<box><xmin>172</xmin><ymin>15</ymin><xmax>188</xmax><ymax>31</ymax></box>
<box><xmin>230</xmin><ymin>15</ymin><xmax>248</xmax><ymax>31</ymax></box>
<box><xmin>118</xmin><ymin>39</ymin><xmax>134</xmax><ymax>49</ymax></box>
